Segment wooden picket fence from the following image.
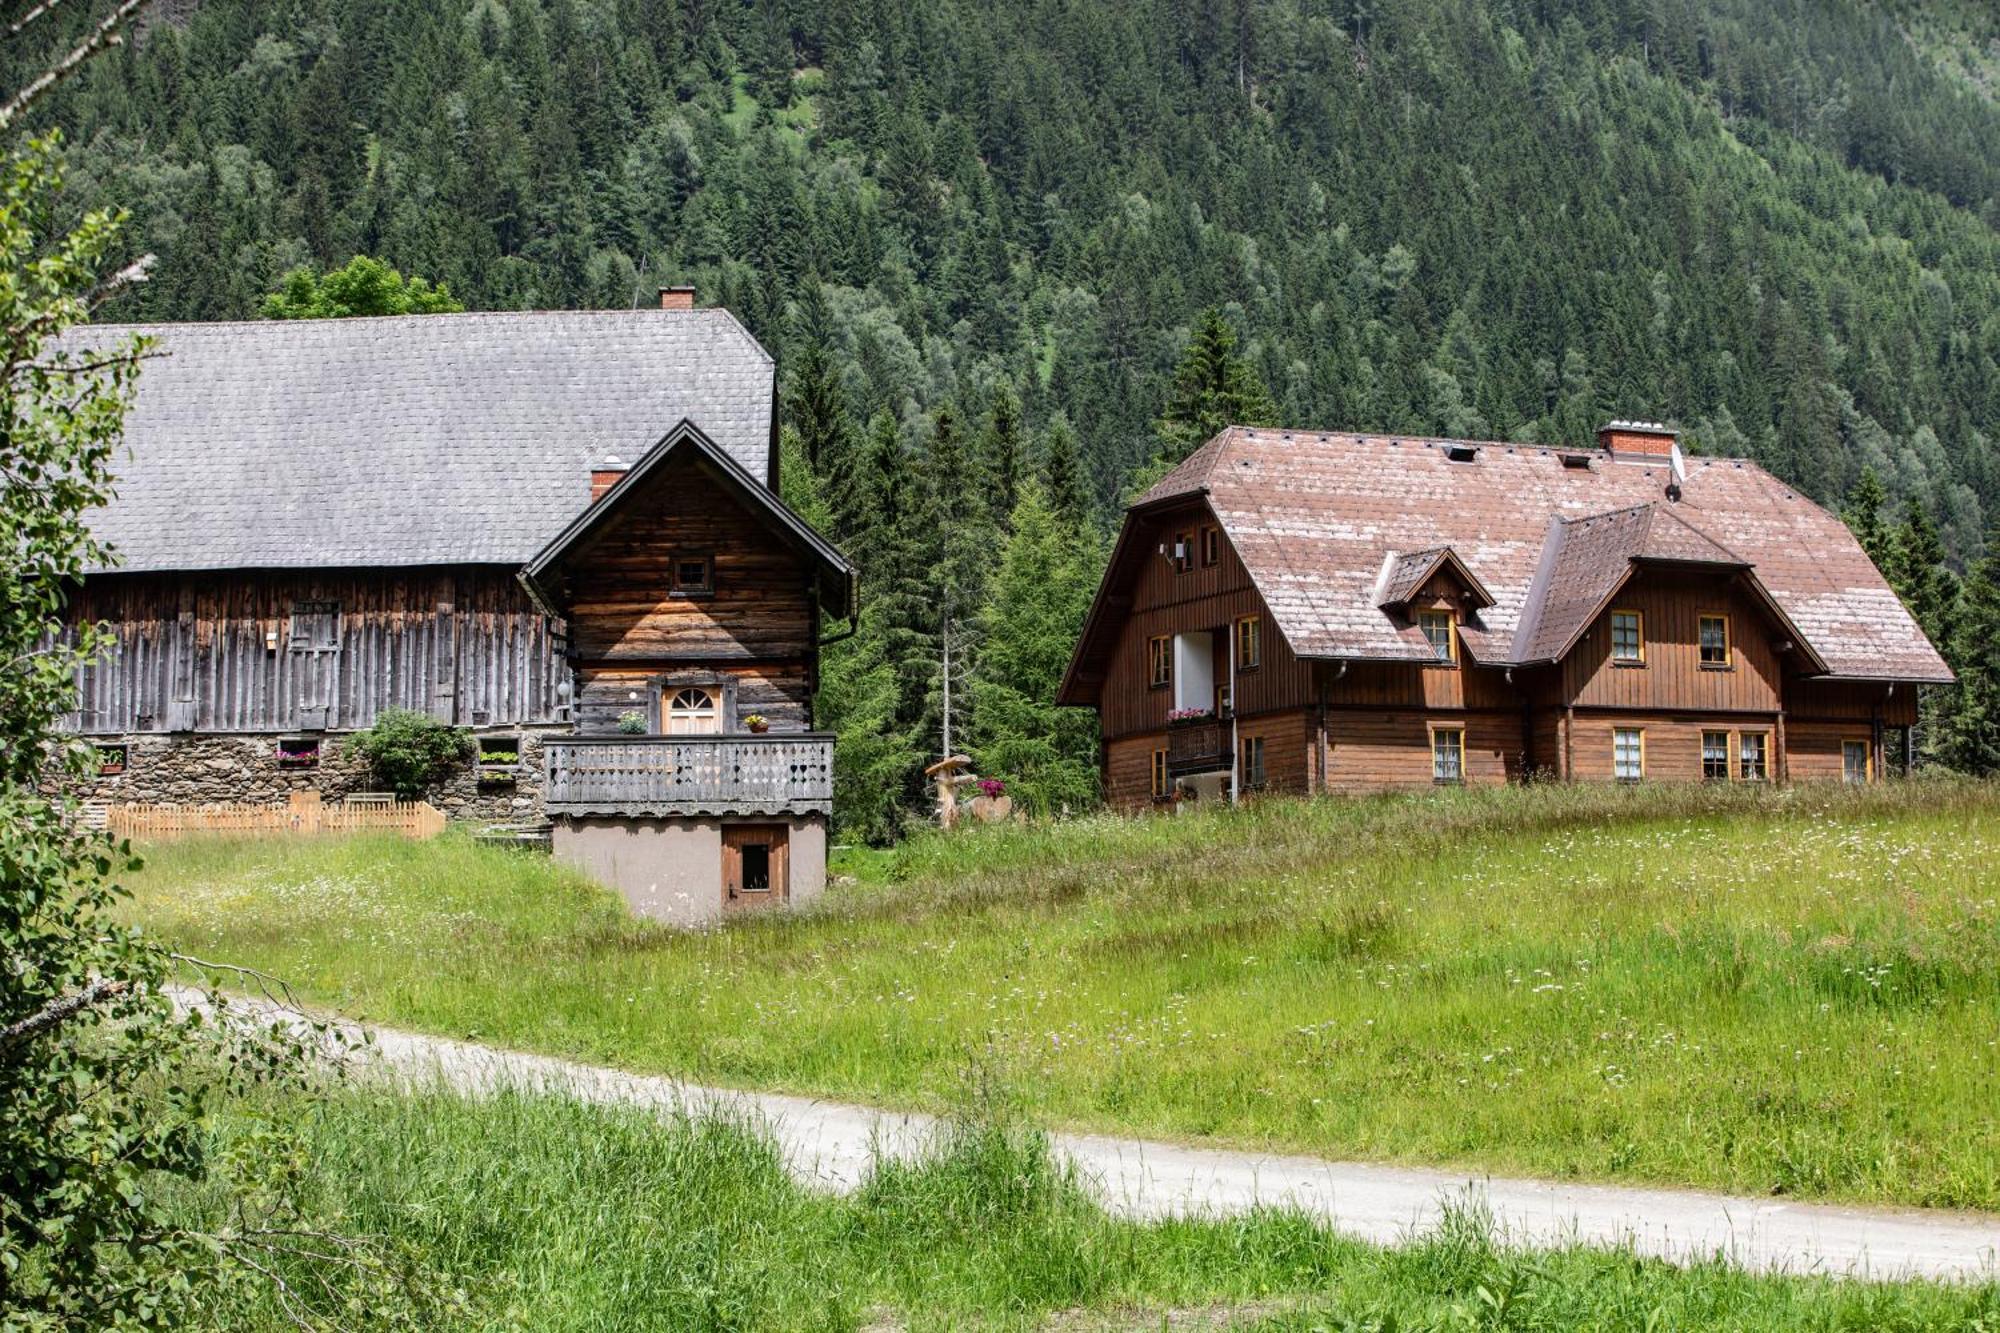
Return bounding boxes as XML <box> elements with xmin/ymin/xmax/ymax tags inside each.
<box><xmin>106</xmin><ymin>791</ymin><xmax>446</xmax><ymax>841</ymax></box>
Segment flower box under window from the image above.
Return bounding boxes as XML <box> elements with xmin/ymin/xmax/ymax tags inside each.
<box><xmin>96</xmin><ymin>744</ymin><xmax>128</xmax><ymax>777</ymax></box>
<box><xmin>277</xmin><ymin>737</ymin><xmax>321</xmax><ymax>768</ymax></box>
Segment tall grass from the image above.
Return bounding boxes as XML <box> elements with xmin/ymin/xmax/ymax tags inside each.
<box><xmin>125</xmin><ymin>780</ymin><xmax>2000</xmax><ymax>1209</ymax></box>
<box><xmin>175</xmin><ymin>1085</ymin><xmax>2000</xmax><ymax>1331</ymax></box>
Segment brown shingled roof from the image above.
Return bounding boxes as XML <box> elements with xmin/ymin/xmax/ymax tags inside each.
<box><xmin>1108</xmin><ymin>427</ymin><xmax>1950</xmax><ymax>684</ymax></box>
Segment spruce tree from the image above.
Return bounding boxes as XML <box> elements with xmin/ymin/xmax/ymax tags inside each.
<box><xmin>968</xmin><ymin>482</ymin><xmax>1102</xmax><ymax>815</ymax></box>
<box><xmin>980</xmin><ymin>385</ymin><xmax>1025</xmax><ymax>532</ymax></box>
<box><xmin>1041</xmin><ymin>414</ymin><xmax>1092</xmax><ymax>534</ymax></box>
<box><xmin>1152</xmin><ymin>307</ymin><xmax>1278</xmax><ymax>468</ymax></box>
<box><xmin>1844</xmin><ymin>467</ymin><xmax>1892</xmax><ymax>568</ymax></box>
<box><xmin>1937</xmin><ymin>535</ymin><xmax>2000</xmax><ymax>775</ymax></box>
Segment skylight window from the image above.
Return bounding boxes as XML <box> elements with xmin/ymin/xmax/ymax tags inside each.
<box><xmin>1444</xmin><ymin>445</ymin><xmax>1479</xmax><ymax>464</ymax></box>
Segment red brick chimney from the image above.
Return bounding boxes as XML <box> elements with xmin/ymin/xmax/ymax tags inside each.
<box><xmin>1597</xmin><ymin>419</ymin><xmax>1678</xmax><ymax>461</ymax></box>
<box><xmin>590</xmin><ymin>455</ymin><xmax>630</xmax><ymax>502</ymax></box>
<box><xmin>658</xmin><ymin>285</ymin><xmax>696</xmax><ymax>311</ymax></box>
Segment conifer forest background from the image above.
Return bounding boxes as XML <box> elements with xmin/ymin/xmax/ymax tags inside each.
<box><xmin>25</xmin><ymin>0</ymin><xmax>2000</xmax><ymax>833</ymax></box>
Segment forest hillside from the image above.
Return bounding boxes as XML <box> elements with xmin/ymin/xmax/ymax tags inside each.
<box><xmin>30</xmin><ymin>0</ymin><xmax>2000</xmax><ymax>823</ymax></box>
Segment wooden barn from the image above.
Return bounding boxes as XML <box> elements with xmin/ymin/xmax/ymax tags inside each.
<box><xmin>62</xmin><ymin>294</ymin><xmax>853</xmax><ymax>925</ymax></box>
<box><xmin>1059</xmin><ymin>422</ymin><xmax>1953</xmax><ymax>806</ymax></box>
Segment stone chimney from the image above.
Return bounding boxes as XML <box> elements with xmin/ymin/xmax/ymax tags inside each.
<box><xmin>590</xmin><ymin>455</ymin><xmax>630</xmax><ymax>502</ymax></box>
<box><xmin>1597</xmin><ymin>419</ymin><xmax>1678</xmax><ymax>462</ymax></box>
<box><xmin>658</xmin><ymin>285</ymin><xmax>696</xmax><ymax>311</ymax></box>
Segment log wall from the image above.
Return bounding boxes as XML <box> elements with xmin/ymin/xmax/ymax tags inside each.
<box><xmin>64</xmin><ymin>566</ymin><xmax>562</xmax><ymax>734</ymax></box>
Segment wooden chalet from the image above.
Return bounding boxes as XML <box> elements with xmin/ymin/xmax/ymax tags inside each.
<box><xmin>61</xmin><ymin>293</ymin><xmax>854</xmax><ymax>924</ymax></box>
<box><xmin>1059</xmin><ymin>422</ymin><xmax>1952</xmax><ymax>806</ymax></box>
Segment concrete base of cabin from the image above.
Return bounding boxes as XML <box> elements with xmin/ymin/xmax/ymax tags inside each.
<box><xmin>75</xmin><ymin>729</ymin><xmax>560</xmax><ymax>823</ymax></box>
<box><xmin>551</xmin><ymin>815</ymin><xmax>827</xmax><ymax>928</ymax></box>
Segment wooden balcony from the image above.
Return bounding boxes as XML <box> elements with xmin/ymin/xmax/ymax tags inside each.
<box><xmin>1166</xmin><ymin>716</ymin><xmax>1230</xmax><ymax>776</ymax></box>
<box><xmin>543</xmin><ymin>734</ymin><xmax>834</xmax><ymax>818</ymax></box>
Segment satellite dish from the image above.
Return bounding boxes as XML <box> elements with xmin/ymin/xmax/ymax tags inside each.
<box><xmin>1669</xmin><ymin>439</ymin><xmax>1688</xmax><ymax>488</ymax></box>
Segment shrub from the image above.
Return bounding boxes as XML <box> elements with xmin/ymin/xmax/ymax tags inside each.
<box><xmin>347</xmin><ymin>708</ymin><xmax>473</xmax><ymax>796</ymax></box>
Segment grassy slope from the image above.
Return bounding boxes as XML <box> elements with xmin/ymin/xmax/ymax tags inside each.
<box><xmin>126</xmin><ymin>782</ymin><xmax>2000</xmax><ymax>1210</ymax></box>
<box><xmin>182</xmin><ymin>1086</ymin><xmax>1999</xmax><ymax>1331</ymax></box>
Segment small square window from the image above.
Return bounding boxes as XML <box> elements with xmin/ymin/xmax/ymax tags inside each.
<box><xmin>1418</xmin><ymin>609</ymin><xmax>1456</xmax><ymax>662</ymax></box>
<box><xmin>672</xmin><ymin>555</ymin><xmax>713</xmax><ymax>596</ymax></box>
<box><xmin>1610</xmin><ymin>610</ymin><xmax>1644</xmax><ymax>663</ymax></box>
<box><xmin>1432</xmin><ymin>728</ymin><xmax>1464</xmax><ymax>784</ymax></box>
<box><xmin>96</xmin><ymin>744</ymin><xmax>128</xmax><ymax>777</ymax></box>
<box><xmin>1699</xmin><ymin>615</ymin><xmax>1731</xmax><ymax>668</ymax></box>
<box><xmin>1702</xmin><ymin>731</ymin><xmax>1731</xmax><ymax>781</ymax></box>
<box><xmin>1148</xmin><ymin>635</ymin><xmax>1172</xmax><ymax>689</ymax></box>
<box><xmin>1739</xmin><ymin>732</ymin><xmax>1768</xmax><ymax>782</ymax></box>
<box><xmin>1613</xmin><ymin>728</ymin><xmax>1644</xmax><ymax>782</ymax></box>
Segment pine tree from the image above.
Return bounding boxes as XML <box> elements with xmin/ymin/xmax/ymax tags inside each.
<box><xmin>1844</xmin><ymin>466</ymin><xmax>1892</xmax><ymax>567</ymax></box>
<box><xmin>1152</xmin><ymin>307</ymin><xmax>1278</xmax><ymax>468</ymax></box>
<box><xmin>979</xmin><ymin>385</ymin><xmax>1025</xmax><ymax>531</ymax></box>
<box><xmin>968</xmin><ymin>482</ymin><xmax>1102</xmax><ymax>815</ymax></box>
<box><xmin>1041</xmin><ymin>414</ymin><xmax>1092</xmax><ymax>534</ymax></box>
<box><xmin>783</xmin><ymin>279</ymin><xmax>860</xmax><ymax>534</ymax></box>
<box><xmin>1888</xmin><ymin>500</ymin><xmax>1960</xmax><ymax>645</ymax></box>
<box><xmin>1936</xmin><ymin>534</ymin><xmax>2000</xmax><ymax>775</ymax></box>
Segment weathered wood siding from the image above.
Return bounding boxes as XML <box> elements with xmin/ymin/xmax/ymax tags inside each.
<box><xmin>552</xmin><ymin>459</ymin><xmax>820</xmax><ymax>735</ymax></box>
<box><xmin>65</xmin><ymin>567</ymin><xmax>561</xmax><ymax>734</ymax></box>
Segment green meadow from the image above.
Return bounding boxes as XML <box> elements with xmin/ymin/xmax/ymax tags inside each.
<box><xmin>126</xmin><ymin>780</ymin><xmax>2000</xmax><ymax>1211</ymax></box>
<box><xmin>171</xmin><ymin>1086</ymin><xmax>1999</xmax><ymax>1331</ymax></box>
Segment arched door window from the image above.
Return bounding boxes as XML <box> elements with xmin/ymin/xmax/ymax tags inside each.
<box><xmin>666</xmin><ymin>686</ymin><xmax>720</xmax><ymax>735</ymax></box>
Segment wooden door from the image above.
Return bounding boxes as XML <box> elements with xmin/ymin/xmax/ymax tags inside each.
<box><xmin>721</xmin><ymin>825</ymin><xmax>789</xmax><ymax>911</ymax></box>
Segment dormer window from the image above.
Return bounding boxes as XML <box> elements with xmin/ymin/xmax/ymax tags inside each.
<box><xmin>1418</xmin><ymin>609</ymin><xmax>1457</xmax><ymax>662</ymax></box>
<box><xmin>671</xmin><ymin>554</ymin><xmax>713</xmax><ymax>597</ymax></box>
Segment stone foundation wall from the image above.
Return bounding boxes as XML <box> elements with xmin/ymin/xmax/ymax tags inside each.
<box><xmin>77</xmin><ymin>729</ymin><xmax>560</xmax><ymax>823</ymax></box>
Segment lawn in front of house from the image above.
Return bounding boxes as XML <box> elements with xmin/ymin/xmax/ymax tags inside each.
<box><xmin>123</xmin><ymin>780</ymin><xmax>2000</xmax><ymax>1210</ymax></box>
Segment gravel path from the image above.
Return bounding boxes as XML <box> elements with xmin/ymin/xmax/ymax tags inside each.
<box><xmin>203</xmin><ymin>991</ymin><xmax>2000</xmax><ymax>1284</ymax></box>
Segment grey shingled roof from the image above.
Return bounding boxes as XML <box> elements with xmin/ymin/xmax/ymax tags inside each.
<box><xmin>1099</xmin><ymin>428</ymin><xmax>1952</xmax><ymax>684</ymax></box>
<box><xmin>68</xmin><ymin>309</ymin><xmax>775</xmax><ymax>573</ymax></box>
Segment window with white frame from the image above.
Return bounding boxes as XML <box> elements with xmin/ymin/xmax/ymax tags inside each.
<box><xmin>1432</xmin><ymin>728</ymin><xmax>1464</xmax><ymax>784</ymax></box>
<box><xmin>1610</xmin><ymin>610</ymin><xmax>1644</xmax><ymax>663</ymax></box>
<box><xmin>1613</xmin><ymin>727</ymin><xmax>1644</xmax><ymax>781</ymax></box>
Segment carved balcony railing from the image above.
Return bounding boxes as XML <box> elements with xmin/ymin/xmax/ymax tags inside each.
<box><xmin>543</xmin><ymin>734</ymin><xmax>834</xmax><ymax>818</ymax></box>
<box><xmin>1166</xmin><ymin>715</ymin><xmax>1230</xmax><ymax>777</ymax></box>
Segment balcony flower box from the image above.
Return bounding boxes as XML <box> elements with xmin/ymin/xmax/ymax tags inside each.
<box><xmin>1167</xmin><ymin>708</ymin><xmax>1215</xmax><ymax>726</ymax></box>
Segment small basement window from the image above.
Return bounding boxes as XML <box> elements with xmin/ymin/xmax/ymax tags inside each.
<box><xmin>671</xmin><ymin>554</ymin><xmax>714</xmax><ymax>597</ymax></box>
<box><xmin>277</xmin><ymin>737</ymin><xmax>321</xmax><ymax>768</ymax></box>
<box><xmin>478</xmin><ymin>736</ymin><xmax>521</xmax><ymax>768</ymax></box>
<box><xmin>96</xmin><ymin>744</ymin><xmax>128</xmax><ymax>776</ymax></box>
